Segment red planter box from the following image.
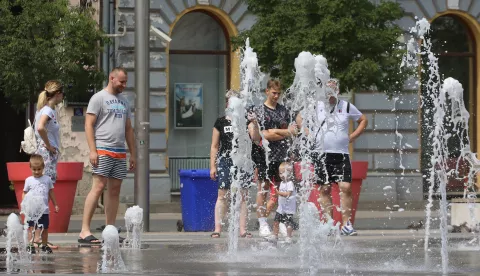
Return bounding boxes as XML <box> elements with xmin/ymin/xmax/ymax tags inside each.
<box><xmin>295</xmin><ymin>161</ymin><xmax>368</xmax><ymax>226</ymax></box>
<box><xmin>7</xmin><ymin>162</ymin><xmax>83</xmax><ymax>233</ymax></box>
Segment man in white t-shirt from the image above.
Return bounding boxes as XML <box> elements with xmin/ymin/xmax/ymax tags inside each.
<box><xmin>297</xmin><ymin>79</ymin><xmax>367</xmax><ymax>236</ymax></box>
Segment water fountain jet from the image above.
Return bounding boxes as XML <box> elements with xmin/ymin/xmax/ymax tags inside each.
<box><xmin>5</xmin><ymin>213</ymin><xmax>28</xmax><ymax>269</ymax></box>
<box><xmin>20</xmin><ymin>192</ymin><xmax>47</xmax><ymax>253</ymax></box>
<box><xmin>227</xmin><ymin>37</ymin><xmax>263</xmax><ymax>254</ymax></box>
<box><xmin>98</xmin><ymin>225</ymin><xmax>126</xmax><ymax>273</ymax></box>
<box><xmin>123</xmin><ymin>206</ymin><xmax>143</xmax><ymax>249</ymax></box>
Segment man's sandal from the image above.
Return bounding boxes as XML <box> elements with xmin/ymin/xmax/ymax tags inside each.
<box><xmin>210</xmin><ymin>232</ymin><xmax>220</xmax><ymax>238</ymax></box>
<box><xmin>78</xmin><ymin>235</ymin><xmax>101</xmax><ymax>244</ymax></box>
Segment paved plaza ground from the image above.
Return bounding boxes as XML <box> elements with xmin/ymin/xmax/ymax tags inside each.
<box><xmin>0</xmin><ymin>230</ymin><xmax>480</xmax><ymax>275</ymax></box>
<box><xmin>0</xmin><ymin>209</ymin><xmax>439</xmax><ymax>233</ymax></box>
<box><xmin>0</xmin><ymin>210</ymin><xmax>479</xmax><ymax>275</ymax></box>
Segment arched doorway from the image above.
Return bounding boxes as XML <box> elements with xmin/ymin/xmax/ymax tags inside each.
<box><xmin>421</xmin><ymin>15</ymin><xmax>477</xmax><ymax>196</ymax></box>
<box><xmin>167</xmin><ymin>11</ymin><xmax>230</xmax><ymax>190</ymax></box>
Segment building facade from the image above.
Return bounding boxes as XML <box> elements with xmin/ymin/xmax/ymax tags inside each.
<box><xmin>49</xmin><ymin>0</ymin><xmax>480</xmax><ymax>213</ymax></box>
<box><xmin>113</xmin><ymin>0</ymin><xmax>255</xmax><ymax>208</ymax></box>
<box><xmin>353</xmin><ymin>0</ymin><xmax>480</xmax><ymax>210</ymax></box>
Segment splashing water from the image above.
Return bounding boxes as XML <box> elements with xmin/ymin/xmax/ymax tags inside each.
<box><xmin>404</xmin><ymin>17</ymin><xmax>450</xmax><ymax>273</ymax></box>
<box><xmin>286</xmin><ymin>51</ymin><xmax>340</xmax><ymax>274</ymax></box>
<box><xmin>424</xmin><ymin>77</ymin><xmax>477</xmax><ymax>273</ymax></box>
<box><xmin>432</xmin><ymin>78</ymin><xmax>453</xmax><ymax>273</ymax></box>
<box><xmin>6</xmin><ymin>213</ymin><xmax>28</xmax><ymax>269</ymax></box>
<box><xmin>226</xmin><ymin>96</ymin><xmax>249</xmax><ymax>253</ymax></box>
<box><xmin>98</xmin><ymin>225</ymin><xmax>126</xmax><ymax>273</ymax></box>
<box><xmin>220</xmin><ymin>17</ymin><xmax>480</xmax><ymax>275</ymax></box>
<box><xmin>20</xmin><ymin>192</ymin><xmax>48</xmax><ymax>249</ymax></box>
<box><xmin>403</xmin><ymin>17</ymin><xmax>480</xmax><ymax>274</ymax></box>
<box><xmin>227</xmin><ymin>38</ymin><xmax>263</xmax><ymax>254</ymax></box>
<box><xmin>392</xmin><ymin>97</ymin><xmax>406</xmax><ymax>177</ymax></box>
<box><xmin>241</xmin><ymin>39</ymin><xmax>270</xmax><ymax>180</ymax></box>
<box><xmin>403</xmin><ymin>16</ymin><xmax>435</xmax><ymax>246</ymax></box>
<box><xmin>124</xmin><ymin>206</ymin><xmax>143</xmax><ymax>249</ymax></box>
<box><xmin>392</xmin><ymin>96</ymin><xmax>406</xmax><ymax>218</ymax></box>
<box><xmin>414</xmin><ymin>18</ymin><xmax>431</xmax><ymax>37</ymax></box>
<box><xmin>299</xmin><ymin>202</ymin><xmax>341</xmax><ymax>274</ymax></box>
<box><xmin>441</xmin><ymin>78</ymin><xmax>480</xmax><ymax>244</ymax></box>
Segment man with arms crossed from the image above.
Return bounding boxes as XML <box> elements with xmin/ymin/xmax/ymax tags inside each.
<box><xmin>78</xmin><ymin>67</ymin><xmax>136</xmax><ymax>244</ymax></box>
<box><xmin>297</xmin><ymin>79</ymin><xmax>367</xmax><ymax>236</ymax></box>
<box><xmin>250</xmin><ymin>79</ymin><xmax>297</xmax><ymax>236</ymax></box>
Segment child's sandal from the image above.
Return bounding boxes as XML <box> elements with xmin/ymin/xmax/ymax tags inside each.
<box><xmin>240</xmin><ymin>232</ymin><xmax>252</xmax><ymax>238</ymax></box>
<box><xmin>35</xmin><ymin>241</ymin><xmax>58</xmax><ymax>249</ymax></box>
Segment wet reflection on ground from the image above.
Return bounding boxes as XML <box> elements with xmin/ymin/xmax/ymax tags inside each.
<box><xmin>1</xmin><ymin>237</ymin><xmax>480</xmax><ymax>275</ymax></box>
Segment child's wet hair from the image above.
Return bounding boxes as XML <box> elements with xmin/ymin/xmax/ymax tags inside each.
<box><xmin>279</xmin><ymin>162</ymin><xmax>293</xmax><ymax>173</ymax></box>
<box><xmin>29</xmin><ymin>154</ymin><xmax>44</xmax><ymax>166</ymax></box>
<box><xmin>225</xmin><ymin>89</ymin><xmax>242</xmax><ymax>99</ymax></box>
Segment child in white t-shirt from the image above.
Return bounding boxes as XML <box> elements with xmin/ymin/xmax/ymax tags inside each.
<box><xmin>23</xmin><ymin>154</ymin><xmax>59</xmax><ymax>254</ymax></box>
<box><xmin>264</xmin><ymin>162</ymin><xmax>296</xmax><ymax>244</ymax></box>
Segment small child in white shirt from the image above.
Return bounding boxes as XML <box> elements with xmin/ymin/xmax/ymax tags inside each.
<box><xmin>265</xmin><ymin>162</ymin><xmax>296</xmax><ymax>244</ymax></box>
<box><xmin>23</xmin><ymin>154</ymin><xmax>59</xmax><ymax>254</ymax></box>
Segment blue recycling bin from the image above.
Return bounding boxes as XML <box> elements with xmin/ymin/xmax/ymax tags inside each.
<box><xmin>179</xmin><ymin>169</ymin><xmax>218</xmax><ymax>232</ymax></box>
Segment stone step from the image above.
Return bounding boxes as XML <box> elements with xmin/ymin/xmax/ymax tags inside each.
<box><xmin>357</xmin><ymin>200</ymin><xmax>437</xmax><ymax>211</ymax></box>
<box><xmin>135</xmin><ymin>197</ymin><xmax>437</xmax><ymax>214</ymax></box>
<box><xmin>127</xmin><ymin>197</ymin><xmax>181</xmax><ymax>213</ymax></box>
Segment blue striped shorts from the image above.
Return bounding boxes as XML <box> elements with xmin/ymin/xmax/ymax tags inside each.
<box><xmin>92</xmin><ymin>155</ymin><xmax>127</xmax><ymax>179</ymax></box>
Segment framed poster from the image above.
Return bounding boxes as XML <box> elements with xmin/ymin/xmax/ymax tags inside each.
<box><xmin>174</xmin><ymin>83</ymin><xmax>203</xmax><ymax>129</ymax></box>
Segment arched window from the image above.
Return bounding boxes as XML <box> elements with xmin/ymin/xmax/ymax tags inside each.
<box><xmin>168</xmin><ymin>11</ymin><xmax>229</xmax><ymax>158</ymax></box>
<box><xmin>421</xmin><ymin>15</ymin><xmax>477</xmax><ymax>196</ymax></box>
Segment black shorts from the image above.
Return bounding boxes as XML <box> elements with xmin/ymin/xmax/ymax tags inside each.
<box><xmin>256</xmin><ymin>160</ymin><xmax>282</xmax><ymax>183</ymax></box>
<box><xmin>27</xmin><ymin>214</ymin><xmax>50</xmax><ymax>229</ymax></box>
<box><xmin>274</xmin><ymin>212</ymin><xmax>295</xmax><ymax>227</ymax></box>
<box><xmin>252</xmin><ymin>144</ymin><xmax>265</xmax><ymax>168</ymax></box>
<box><xmin>252</xmin><ymin>144</ymin><xmax>282</xmax><ymax>183</ymax></box>
<box><xmin>312</xmin><ymin>153</ymin><xmax>352</xmax><ymax>185</ymax></box>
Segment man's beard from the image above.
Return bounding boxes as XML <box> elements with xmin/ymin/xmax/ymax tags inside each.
<box><xmin>114</xmin><ymin>86</ymin><xmax>123</xmax><ymax>94</ymax></box>
<box><xmin>328</xmin><ymin>96</ymin><xmax>337</xmax><ymax>107</ymax></box>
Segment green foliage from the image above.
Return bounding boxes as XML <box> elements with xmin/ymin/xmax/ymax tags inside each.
<box><xmin>0</xmin><ymin>0</ymin><xmax>107</xmax><ymax>109</ymax></box>
<box><xmin>232</xmin><ymin>0</ymin><xmax>411</xmax><ymax>95</ymax></box>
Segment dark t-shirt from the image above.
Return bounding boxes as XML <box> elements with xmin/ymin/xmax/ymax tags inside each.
<box><xmin>214</xmin><ymin>116</ymin><xmax>233</xmax><ymax>159</ymax></box>
<box><xmin>250</xmin><ymin>103</ymin><xmax>291</xmax><ymax>162</ymax></box>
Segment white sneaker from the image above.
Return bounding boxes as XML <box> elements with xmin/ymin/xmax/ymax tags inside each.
<box><xmin>279</xmin><ymin>223</ymin><xmax>288</xmax><ymax>237</ymax></box>
<box><xmin>341</xmin><ymin>221</ymin><xmax>358</xmax><ymax>236</ymax></box>
<box><xmin>264</xmin><ymin>234</ymin><xmax>278</xmax><ymax>244</ymax></box>
<box><xmin>284</xmin><ymin>237</ymin><xmax>293</xmax><ymax>244</ymax></box>
<box><xmin>259</xmin><ymin>224</ymin><xmax>271</xmax><ymax>237</ymax></box>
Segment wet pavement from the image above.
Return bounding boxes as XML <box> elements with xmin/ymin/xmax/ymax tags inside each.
<box><xmin>0</xmin><ymin>209</ymin><xmax>437</xmax><ymax>233</ymax></box>
<box><xmin>1</xmin><ymin>230</ymin><xmax>480</xmax><ymax>275</ymax></box>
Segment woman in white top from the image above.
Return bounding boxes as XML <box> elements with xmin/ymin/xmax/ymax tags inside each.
<box><xmin>35</xmin><ymin>80</ymin><xmax>64</xmax><ymax>184</ymax></box>
<box><xmin>32</xmin><ymin>80</ymin><xmax>64</xmax><ymax>250</ymax></box>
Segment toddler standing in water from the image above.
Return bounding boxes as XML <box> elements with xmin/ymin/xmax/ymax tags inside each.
<box><xmin>265</xmin><ymin>162</ymin><xmax>297</xmax><ymax>244</ymax></box>
<box><xmin>23</xmin><ymin>154</ymin><xmax>59</xmax><ymax>254</ymax></box>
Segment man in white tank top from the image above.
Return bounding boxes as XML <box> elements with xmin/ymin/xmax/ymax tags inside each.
<box><xmin>297</xmin><ymin>79</ymin><xmax>367</xmax><ymax>236</ymax></box>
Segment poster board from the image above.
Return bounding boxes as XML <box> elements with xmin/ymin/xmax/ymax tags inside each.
<box><xmin>174</xmin><ymin>83</ymin><xmax>203</xmax><ymax>129</ymax></box>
